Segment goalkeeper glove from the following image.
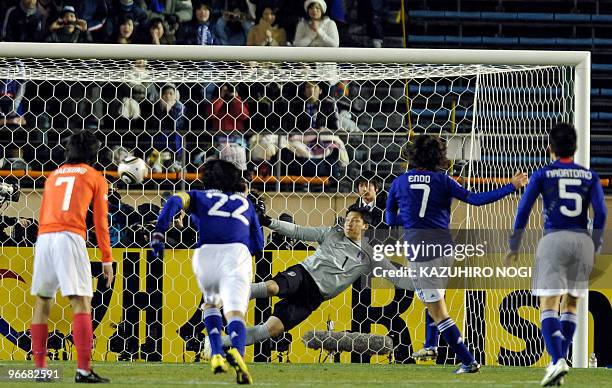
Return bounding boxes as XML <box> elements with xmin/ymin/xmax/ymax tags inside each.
<box><xmin>150</xmin><ymin>231</ymin><xmax>165</xmax><ymax>258</ymax></box>
<box><xmin>254</xmin><ymin>198</ymin><xmax>272</xmax><ymax>227</ymax></box>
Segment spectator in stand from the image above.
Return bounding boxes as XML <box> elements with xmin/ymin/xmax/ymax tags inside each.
<box><xmin>143</xmin><ymin>0</ymin><xmax>193</xmax><ymax>24</ymax></box>
<box><xmin>213</xmin><ymin>7</ymin><xmax>251</xmax><ymax>45</ymax></box>
<box><xmin>112</xmin><ymin>15</ymin><xmax>136</xmax><ymax>43</ymax></box>
<box><xmin>247</xmin><ymin>6</ymin><xmax>286</xmax><ymax>46</ymax></box>
<box><xmin>326</xmin><ymin>0</ymin><xmax>346</xmax><ymax>25</ymax></box>
<box><xmin>283</xmin><ymin>81</ymin><xmax>338</xmax><ymax>132</ymax></box>
<box><xmin>105</xmin><ymin>0</ymin><xmax>148</xmax><ymax>40</ymax></box>
<box><xmin>1</xmin><ymin>0</ymin><xmax>44</xmax><ymax>42</ymax></box>
<box><xmin>293</xmin><ymin>0</ymin><xmax>339</xmax><ymax>47</ymax></box>
<box><xmin>46</xmin><ymin>5</ymin><xmax>91</xmax><ymax>43</ymax></box>
<box><xmin>0</xmin><ymin>1</ymin><xmax>16</xmax><ymax>20</ymax></box>
<box><xmin>0</xmin><ymin>61</ymin><xmax>27</xmax><ymax>127</ymax></box>
<box><xmin>209</xmin><ymin>83</ymin><xmax>250</xmax><ymax>168</ymax></box>
<box><xmin>210</xmin><ymin>83</ymin><xmax>250</xmax><ymax>132</ymax></box>
<box><xmin>250</xmin><ymin>0</ymin><xmax>303</xmax><ymax>44</ymax></box>
<box><xmin>176</xmin><ymin>1</ymin><xmax>215</xmax><ymax>45</ymax></box>
<box><xmin>176</xmin><ymin>2</ymin><xmax>216</xmax><ymax>103</ymax></box>
<box><xmin>36</xmin><ymin>0</ymin><xmax>62</xmax><ymax>32</ymax></box>
<box><xmin>141</xmin><ymin>17</ymin><xmax>175</xmax><ymax>44</ymax></box>
<box><xmin>148</xmin><ymin>83</ymin><xmax>186</xmax><ymax>171</ymax></box>
<box><xmin>64</xmin><ymin>0</ymin><xmax>108</xmax><ymax>40</ymax></box>
<box><xmin>358</xmin><ymin>0</ymin><xmax>384</xmax><ymax>48</ymax></box>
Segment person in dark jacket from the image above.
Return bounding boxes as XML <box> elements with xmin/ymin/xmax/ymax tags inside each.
<box><xmin>45</xmin><ymin>5</ymin><xmax>92</xmax><ymax>43</ymax></box>
<box><xmin>65</xmin><ymin>0</ymin><xmax>108</xmax><ymax>35</ymax></box>
<box><xmin>176</xmin><ymin>1</ymin><xmax>215</xmax><ymax>45</ymax></box>
<box><xmin>351</xmin><ymin>170</ymin><xmax>386</xmax><ymax>228</ymax></box>
<box><xmin>105</xmin><ymin>0</ymin><xmax>148</xmax><ymax>40</ymax></box>
<box><xmin>1</xmin><ymin>0</ymin><xmax>44</xmax><ymax>42</ymax></box>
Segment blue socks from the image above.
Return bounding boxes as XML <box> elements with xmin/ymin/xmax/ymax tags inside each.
<box><xmin>437</xmin><ymin>318</ymin><xmax>474</xmax><ymax>366</ymax></box>
<box><xmin>203</xmin><ymin>308</ymin><xmax>225</xmax><ymax>356</ymax></box>
<box><xmin>560</xmin><ymin>312</ymin><xmax>577</xmax><ymax>359</ymax></box>
<box><xmin>541</xmin><ymin>309</ymin><xmax>564</xmax><ymax>364</ymax></box>
<box><xmin>227</xmin><ymin>317</ymin><xmax>247</xmax><ymax>356</ymax></box>
<box><xmin>424</xmin><ymin>309</ymin><xmax>439</xmax><ymax>349</ymax></box>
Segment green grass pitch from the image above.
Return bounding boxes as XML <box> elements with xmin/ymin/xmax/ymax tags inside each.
<box><xmin>1</xmin><ymin>361</ymin><xmax>611</xmax><ymax>387</ymax></box>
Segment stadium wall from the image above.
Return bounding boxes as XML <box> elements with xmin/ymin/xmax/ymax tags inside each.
<box><xmin>1</xmin><ymin>247</ymin><xmax>611</xmax><ymax>366</ymax></box>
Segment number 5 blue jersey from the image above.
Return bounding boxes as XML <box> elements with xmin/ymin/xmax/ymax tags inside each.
<box><xmin>509</xmin><ymin>159</ymin><xmax>607</xmax><ymax>251</ymax></box>
<box><xmin>155</xmin><ymin>189</ymin><xmax>264</xmax><ymax>255</ymax></box>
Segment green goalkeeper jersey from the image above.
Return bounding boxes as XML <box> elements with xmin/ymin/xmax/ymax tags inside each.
<box><xmin>269</xmin><ymin>219</ymin><xmax>411</xmax><ymax>300</ymax></box>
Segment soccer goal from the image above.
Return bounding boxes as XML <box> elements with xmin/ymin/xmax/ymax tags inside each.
<box><xmin>0</xmin><ymin>43</ymin><xmax>590</xmax><ymax>367</ymax></box>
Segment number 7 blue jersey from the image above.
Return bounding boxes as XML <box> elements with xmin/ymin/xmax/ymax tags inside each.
<box><xmin>386</xmin><ymin>169</ymin><xmax>516</xmax><ymax>230</ymax></box>
<box><xmin>509</xmin><ymin>159</ymin><xmax>607</xmax><ymax>251</ymax></box>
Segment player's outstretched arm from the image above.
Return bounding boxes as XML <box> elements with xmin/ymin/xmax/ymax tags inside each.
<box><xmin>151</xmin><ymin>193</ymin><xmax>189</xmax><ymax>258</ymax></box>
<box><xmin>255</xmin><ymin>198</ymin><xmax>331</xmax><ymax>242</ymax></box>
<box><xmin>450</xmin><ymin>171</ymin><xmax>527</xmax><ymax>206</ymax></box>
<box><xmin>268</xmin><ymin>219</ymin><xmax>331</xmax><ymax>243</ymax></box>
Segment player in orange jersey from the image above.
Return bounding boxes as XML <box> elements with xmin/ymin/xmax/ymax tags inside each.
<box><xmin>30</xmin><ymin>131</ymin><xmax>113</xmax><ymax>383</ymax></box>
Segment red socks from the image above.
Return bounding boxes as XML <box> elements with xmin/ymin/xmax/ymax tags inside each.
<box><xmin>72</xmin><ymin>313</ymin><xmax>93</xmax><ymax>372</ymax></box>
<box><xmin>30</xmin><ymin>323</ymin><xmax>48</xmax><ymax>368</ymax></box>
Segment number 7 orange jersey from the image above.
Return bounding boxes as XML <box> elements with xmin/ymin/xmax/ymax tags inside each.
<box><xmin>38</xmin><ymin>163</ymin><xmax>112</xmax><ymax>263</ymax></box>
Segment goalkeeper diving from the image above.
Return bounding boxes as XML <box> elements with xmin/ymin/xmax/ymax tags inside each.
<box><xmin>205</xmin><ymin>203</ymin><xmax>413</xmax><ymax>352</ymax></box>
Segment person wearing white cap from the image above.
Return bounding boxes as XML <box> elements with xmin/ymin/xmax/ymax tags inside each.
<box><xmin>293</xmin><ymin>0</ymin><xmax>339</xmax><ymax>47</ymax></box>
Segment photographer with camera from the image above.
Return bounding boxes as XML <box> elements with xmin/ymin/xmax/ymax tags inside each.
<box><xmin>213</xmin><ymin>7</ymin><xmax>252</xmax><ymax>45</ymax></box>
<box><xmin>46</xmin><ymin>6</ymin><xmax>91</xmax><ymax>43</ymax></box>
<box><xmin>0</xmin><ymin>181</ymin><xmax>37</xmax><ymax>246</ymax></box>
<box><xmin>124</xmin><ymin>203</ymin><xmax>162</xmax><ymax>247</ymax></box>
<box><xmin>144</xmin><ymin>0</ymin><xmax>193</xmax><ymax>24</ymax></box>
<box><xmin>0</xmin><ymin>215</ymin><xmax>38</xmax><ymax>246</ymax></box>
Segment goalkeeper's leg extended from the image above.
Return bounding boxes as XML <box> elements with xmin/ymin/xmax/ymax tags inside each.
<box><xmin>209</xmin><ymin>266</ymin><xmax>323</xmax><ymax>357</ymax></box>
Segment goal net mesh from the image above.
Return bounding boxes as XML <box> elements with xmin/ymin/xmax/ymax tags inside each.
<box><xmin>0</xmin><ymin>55</ymin><xmax>574</xmax><ymax>365</ymax></box>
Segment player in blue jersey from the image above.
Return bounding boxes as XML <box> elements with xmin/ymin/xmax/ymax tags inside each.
<box><xmin>386</xmin><ymin>134</ymin><xmax>528</xmax><ymax>374</ymax></box>
<box><xmin>505</xmin><ymin>123</ymin><xmax>607</xmax><ymax>386</ymax></box>
<box><xmin>151</xmin><ymin>159</ymin><xmax>263</xmax><ymax>385</ymax></box>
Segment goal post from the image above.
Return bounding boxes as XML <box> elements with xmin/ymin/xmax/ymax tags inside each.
<box><xmin>0</xmin><ymin>43</ymin><xmax>591</xmax><ymax>366</ymax></box>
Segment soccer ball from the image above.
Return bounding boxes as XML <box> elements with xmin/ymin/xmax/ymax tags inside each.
<box><xmin>117</xmin><ymin>156</ymin><xmax>148</xmax><ymax>184</ymax></box>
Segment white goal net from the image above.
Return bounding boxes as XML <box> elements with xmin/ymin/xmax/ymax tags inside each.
<box><xmin>0</xmin><ymin>44</ymin><xmax>588</xmax><ymax>366</ymax></box>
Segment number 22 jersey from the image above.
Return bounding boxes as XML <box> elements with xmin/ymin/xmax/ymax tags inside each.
<box><xmin>180</xmin><ymin>189</ymin><xmax>264</xmax><ymax>255</ymax></box>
